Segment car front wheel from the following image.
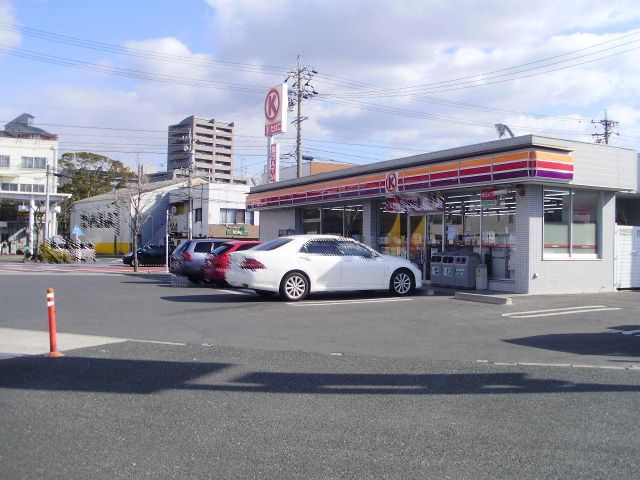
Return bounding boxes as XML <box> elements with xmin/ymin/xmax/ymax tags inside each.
<box><xmin>280</xmin><ymin>271</ymin><xmax>309</xmax><ymax>301</ymax></box>
<box><xmin>390</xmin><ymin>269</ymin><xmax>414</xmax><ymax>296</ymax></box>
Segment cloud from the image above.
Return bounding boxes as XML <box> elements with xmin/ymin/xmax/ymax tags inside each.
<box><xmin>0</xmin><ymin>0</ymin><xmax>20</xmax><ymax>49</ymax></box>
<box><xmin>4</xmin><ymin>1</ymin><xmax>640</xmax><ymax>176</ymax></box>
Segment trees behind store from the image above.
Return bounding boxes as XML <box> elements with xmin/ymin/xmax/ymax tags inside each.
<box><xmin>57</xmin><ymin>152</ymin><xmax>133</xmax><ymax>237</ymax></box>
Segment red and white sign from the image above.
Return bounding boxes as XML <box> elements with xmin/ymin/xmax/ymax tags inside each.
<box><xmin>264</xmin><ymin>84</ymin><xmax>288</xmax><ymax>136</ymax></box>
<box><xmin>481</xmin><ymin>188</ymin><xmax>498</xmax><ymax>206</ymax></box>
<box><xmin>385</xmin><ymin>172</ymin><xmax>398</xmax><ymax>194</ymax></box>
<box><xmin>269</xmin><ymin>143</ymin><xmax>280</xmax><ymax>183</ymax></box>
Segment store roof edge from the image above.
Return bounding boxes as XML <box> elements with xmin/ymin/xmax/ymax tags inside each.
<box><xmin>251</xmin><ymin>135</ymin><xmax>633</xmax><ymax>194</ymax></box>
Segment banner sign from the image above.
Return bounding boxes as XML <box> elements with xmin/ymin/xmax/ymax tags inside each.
<box><xmin>269</xmin><ymin>143</ymin><xmax>280</xmax><ymax>183</ymax></box>
<box><xmin>383</xmin><ymin>193</ymin><xmax>444</xmax><ymax>213</ymax></box>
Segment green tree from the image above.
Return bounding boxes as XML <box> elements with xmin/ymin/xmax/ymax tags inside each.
<box><xmin>57</xmin><ymin>152</ymin><xmax>133</xmax><ymax>237</ymax></box>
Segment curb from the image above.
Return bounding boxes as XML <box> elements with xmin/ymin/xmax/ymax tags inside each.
<box><xmin>454</xmin><ymin>292</ymin><xmax>513</xmax><ymax>305</ymax></box>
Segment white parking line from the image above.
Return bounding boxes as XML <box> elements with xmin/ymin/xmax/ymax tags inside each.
<box><xmin>216</xmin><ymin>288</ymin><xmax>255</xmax><ymax>295</ymax></box>
<box><xmin>502</xmin><ymin>305</ymin><xmax>622</xmax><ymax>318</ymax></box>
<box><xmin>287</xmin><ymin>298</ymin><xmax>413</xmax><ymax>307</ymax></box>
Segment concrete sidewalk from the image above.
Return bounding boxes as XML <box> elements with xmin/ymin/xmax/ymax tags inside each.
<box><xmin>0</xmin><ymin>327</ymin><xmax>127</xmax><ymax>358</ymax></box>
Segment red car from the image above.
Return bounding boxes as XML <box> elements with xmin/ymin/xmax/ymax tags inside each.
<box><xmin>201</xmin><ymin>240</ymin><xmax>262</xmax><ymax>284</ymax></box>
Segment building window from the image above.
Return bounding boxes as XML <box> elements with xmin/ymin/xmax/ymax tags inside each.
<box><xmin>21</xmin><ymin>157</ymin><xmax>47</xmax><ymax>169</ymax></box>
<box><xmin>544</xmin><ymin>188</ymin><xmax>599</xmax><ymax>257</ymax></box>
<box><xmin>220</xmin><ymin>208</ymin><xmax>236</xmax><ymax>224</ymax></box>
<box><xmin>572</xmin><ymin>190</ymin><xmax>599</xmax><ymax>255</ymax></box>
<box><xmin>245</xmin><ymin>210</ymin><xmax>254</xmax><ymax>225</ymax></box>
<box><xmin>20</xmin><ymin>184</ymin><xmax>33</xmax><ymax>192</ymax></box>
<box><xmin>194</xmin><ymin>208</ymin><xmax>202</xmax><ymax>223</ymax></box>
<box><xmin>0</xmin><ymin>155</ymin><xmax>9</xmax><ymax>167</ymax></box>
<box><xmin>1</xmin><ymin>183</ymin><xmax>18</xmax><ymax>191</ymax></box>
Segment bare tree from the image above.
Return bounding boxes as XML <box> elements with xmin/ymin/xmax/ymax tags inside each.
<box><xmin>127</xmin><ymin>156</ymin><xmax>156</xmax><ymax>272</ymax></box>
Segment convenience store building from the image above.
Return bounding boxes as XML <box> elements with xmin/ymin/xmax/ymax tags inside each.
<box><xmin>247</xmin><ymin>136</ymin><xmax>639</xmax><ymax>294</ymax></box>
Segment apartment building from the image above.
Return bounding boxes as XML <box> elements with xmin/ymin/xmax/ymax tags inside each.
<box><xmin>0</xmin><ymin>114</ymin><xmax>69</xmax><ymax>253</ymax></box>
<box><xmin>167</xmin><ymin>115</ymin><xmax>245</xmax><ymax>184</ymax></box>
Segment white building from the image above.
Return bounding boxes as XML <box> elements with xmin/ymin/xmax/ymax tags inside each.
<box><xmin>70</xmin><ymin>178</ymin><xmax>204</xmax><ymax>254</ymax></box>
<box><xmin>169</xmin><ymin>183</ymin><xmax>259</xmax><ymax>240</ymax></box>
<box><xmin>0</xmin><ymin>114</ymin><xmax>69</xmax><ymax>254</ymax></box>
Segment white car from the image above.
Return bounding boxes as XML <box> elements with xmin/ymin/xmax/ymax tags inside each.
<box><xmin>226</xmin><ymin>234</ymin><xmax>423</xmax><ymax>301</ymax></box>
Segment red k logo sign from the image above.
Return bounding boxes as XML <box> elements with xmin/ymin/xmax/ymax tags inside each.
<box><xmin>265</xmin><ymin>89</ymin><xmax>280</xmax><ymax>121</ymax></box>
<box><xmin>385</xmin><ymin>173</ymin><xmax>398</xmax><ymax>193</ymax></box>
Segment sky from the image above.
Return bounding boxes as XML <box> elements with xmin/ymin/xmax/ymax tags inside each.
<box><xmin>0</xmin><ymin>0</ymin><xmax>639</xmax><ymax>179</ymax></box>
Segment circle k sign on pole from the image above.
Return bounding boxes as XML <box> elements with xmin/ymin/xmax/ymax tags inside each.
<box><xmin>385</xmin><ymin>172</ymin><xmax>399</xmax><ymax>194</ymax></box>
<box><xmin>264</xmin><ymin>83</ymin><xmax>288</xmax><ymax>136</ymax></box>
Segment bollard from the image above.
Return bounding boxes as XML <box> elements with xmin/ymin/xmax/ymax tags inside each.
<box><xmin>46</xmin><ymin>288</ymin><xmax>63</xmax><ymax>357</ymax></box>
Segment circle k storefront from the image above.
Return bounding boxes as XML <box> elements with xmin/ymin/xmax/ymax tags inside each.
<box><xmin>246</xmin><ymin>136</ymin><xmax>638</xmax><ymax>294</ymax></box>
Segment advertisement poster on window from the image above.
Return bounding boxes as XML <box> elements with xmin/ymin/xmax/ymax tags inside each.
<box><xmin>383</xmin><ymin>193</ymin><xmax>444</xmax><ymax>213</ymax></box>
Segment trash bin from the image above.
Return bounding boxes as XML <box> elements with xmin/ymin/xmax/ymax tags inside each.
<box><xmin>475</xmin><ymin>264</ymin><xmax>488</xmax><ymax>290</ymax></box>
<box><xmin>430</xmin><ymin>253</ymin><xmax>443</xmax><ymax>286</ymax></box>
<box><xmin>454</xmin><ymin>253</ymin><xmax>481</xmax><ymax>289</ymax></box>
<box><xmin>441</xmin><ymin>254</ymin><xmax>456</xmax><ymax>287</ymax></box>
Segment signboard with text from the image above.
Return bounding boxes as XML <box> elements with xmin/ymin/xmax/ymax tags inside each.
<box><xmin>264</xmin><ymin>84</ymin><xmax>288</xmax><ymax>136</ymax></box>
<box><xmin>269</xmin><ymin>143</ymin><xmax>280</xmax><ymax>183</ymax></box>
<box><xmin>481</xmin><ymin>188</ymin><xmax>498</xmax><ymax>207</ymax></box>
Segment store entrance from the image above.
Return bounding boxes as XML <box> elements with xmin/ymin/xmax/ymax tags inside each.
<box><xmin>408</xmin><ymin>214</ymin><xmax>442</xmax><ymax>280</ymax></box>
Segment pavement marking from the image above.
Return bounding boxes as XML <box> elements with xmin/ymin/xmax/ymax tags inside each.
<box><xmin>502</xmin><ymin>305</ymin><xmax>622</xmax><ymax>318</ymax></box>
<box><xmin>477</xmin><ymin>359</ymin><xmax>637</xmax><ymax>371</ymax></box>
<box><xmin>216</xmin><ymin>288</ymin><xmax>255</xmax><ymax>296</ymax></box>
<box><xmin>622</xmin><ymin>329</ymin><xmax>640</xmax><ymax>336</ymax></box>
<box><xmin>128</xmin><ymin>339</ymin><xmax>187</xmax><ymax>346</ymax></box>
<box><xmin>287</xmin><ymin>297</ymin><xmax>413</xmax><ymax>307</ymax></box>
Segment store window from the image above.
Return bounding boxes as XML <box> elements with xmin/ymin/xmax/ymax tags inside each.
<box><xmin>321</xmin><ymin>207</ymin><xmax>343</xmax><ymax>235</ymax></box>
<box><xmin>302</xmin><ymin>207</ymin><xmax>320</xmax><ymax>234</ymax></box>
<box><xmin>572</xmin><ymin>190</ymin><xmax>599</xmax><ymax>255</ymax></box>
<box><xmin>194</xmin><ymin>208</ymin><xmax>202</xmax><ymax>223</ymax></box>
<box><xmin>344</xmin><ymin>205</ymin><xmax>363</xmax><ymax>241</ymax></box>
<box><xmin>544</xmin><ymin>188</ymin><xmax>599</xmax><ymax>257</ymax></box>
<box><xmin>379</xmin><ymin>210</ymin><xmax>407</xmax><ymax>256</ymax></box>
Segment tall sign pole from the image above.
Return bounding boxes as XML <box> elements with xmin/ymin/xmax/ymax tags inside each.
<box><xmin>264</xmin><ymin>83</ymin><xmax>288</xmax><ymax>183</ymax></box>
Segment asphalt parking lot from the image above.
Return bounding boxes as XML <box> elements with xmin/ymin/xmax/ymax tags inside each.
<box><xmin>1</xmin><ymin>271</ymin><xmax>639</xmax><ymax>479</ymax></box>
<box><xmin>0</xmin><ymin>271</ymin><xmax>638</xmax><ymax>367</ymax></box>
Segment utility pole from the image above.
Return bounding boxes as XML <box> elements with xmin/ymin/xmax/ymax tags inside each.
<box><xmin>44</xmin><ymin>162</ymin><xmax>51</xmax><ymax>241</ymax></box>
<box><xmin>286</xmin><ymin>55</ymin><xmax>318</xmax><ymax>178</ymax></box>
<box><xmin>591</xmin><ymin>110</ymin><xmax>619</xmax><ymax>145</ymax></box>
<box><xmin>183</xmin><ymin>127</ymin><xmax>195</xmax><ymax>240</ymax></box>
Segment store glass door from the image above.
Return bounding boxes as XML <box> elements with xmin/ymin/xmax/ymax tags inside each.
<box><xmin>408</xmin><ymin>214</ymin><xmax>428</xmax><ymax>280</ymax></box>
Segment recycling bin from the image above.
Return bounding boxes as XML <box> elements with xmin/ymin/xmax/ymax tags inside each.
<box><xmin>454</xmin><ymin>253</ymin><xmax>481</xmax><ymax>289</ymax></box>
<box><xmin>430</xmin><ymin>253</ymin><xmax>443</xmax><ymax>286</ymax></box>
<box><xmin>441</xmin><ymin>254</ymin><xmax>456</xmax><ymax>287</ymax></box>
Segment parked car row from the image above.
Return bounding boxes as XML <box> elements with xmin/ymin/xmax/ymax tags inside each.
<box><xmin>122</xmin><ymin>244</ymin><xmax>175</xmax><ymax>266</ymax></box>
<box><xmin>167</xmin><ymin>234</ymin><xmax>422</xmax><ymax>301</ymax></box>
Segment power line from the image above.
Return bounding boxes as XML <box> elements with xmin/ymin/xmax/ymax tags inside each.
<box><xmin>321</xmin><ymin>30</ymin><xmax>640</xmax><ymax>97</ymax></box>
<box><xmin>0</xmin><ymin>21</ymin><xmax>286</xmax><ymax>75</ymax></box>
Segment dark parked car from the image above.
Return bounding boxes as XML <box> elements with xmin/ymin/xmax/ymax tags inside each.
<box><xmin>169</xmin><ymin>238</ymin><xmax>229</xmax><ymax>281</ymax></box>
<box><xmin>201</xmin><ymin>240</ymin><xmax>262</xmax><ymax>284</ymax></box>
<box><xmin>123</xmin><ymin>244</ymin><xmax>175</xmax><ymax>266</ymax></box>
